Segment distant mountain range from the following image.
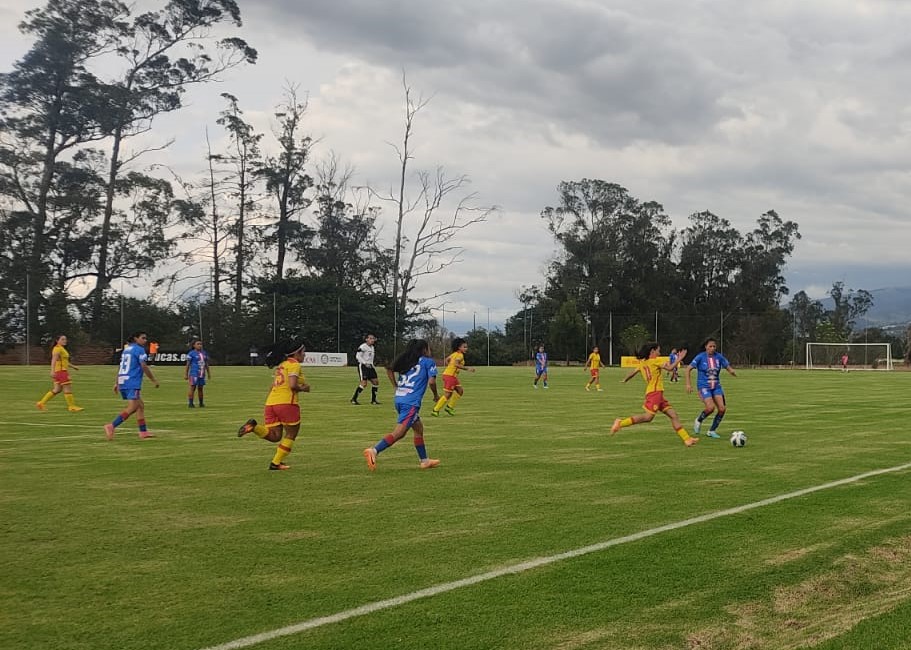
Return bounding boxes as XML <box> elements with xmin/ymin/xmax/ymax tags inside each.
<box><xmin>821</xmin><ymin>286</ymin><xmax>911</xmax><ymax>330</ymax></box>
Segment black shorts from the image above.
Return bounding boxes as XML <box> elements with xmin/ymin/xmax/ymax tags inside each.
<box><xmin>358</xmin><ymin>364</ymin><xmax>378</xmax><ymax>382</ymax></box>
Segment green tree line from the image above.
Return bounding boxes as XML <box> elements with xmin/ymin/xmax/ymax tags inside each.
<box><xmin>1</xmin><ymin>1</ymin><xmax>889</xmax><ymax>365</ymax></box>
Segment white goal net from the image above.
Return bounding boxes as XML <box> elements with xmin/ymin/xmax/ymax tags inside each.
<box><xmin>805</xmin><ymin>342</ymin><xmax>894</xmax><ymax>371</ymax></box>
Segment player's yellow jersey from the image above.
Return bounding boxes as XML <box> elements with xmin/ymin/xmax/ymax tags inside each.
<box><xmin>443</xmin><ymin>351</ymin><xmax>464</xmax><ymax>377</ymax></box>
<box><xmin>587</xmin><ymin>352</ymin><xmax>601</xmax><ymax>369</ymax></box>
<box><xmin>265</xmin><ymin>359</ymin><xmax>304</xmax><ymax>406</ymax></box>
<box><xmin>52</xmin><ymin>345</ymin><xmax>69</xmax><ymax>371</ymax></box>
<box><xmin>638</xmin><ymin>357</ymin><xmax>666</xmax><ymax>394</ymax></box>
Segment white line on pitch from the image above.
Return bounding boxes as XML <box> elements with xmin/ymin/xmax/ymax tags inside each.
<box><xmin>198</xmin><ymin>461</ymin><xmax>911</xmax><ymax>650</ymax></box>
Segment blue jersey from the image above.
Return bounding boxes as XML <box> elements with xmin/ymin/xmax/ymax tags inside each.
<box><xmin>187</xmin><ymin>349</ymin><xmax>208</xmax><ymax>377</ymax></box>
<box><xmin>393</xmin><ymin>356</ymin><xmax>437</xmax><ymax>408</ymax></box>
<box><xmin>690</xmin><ymin>351</ymin><xmax>730</xmax><ymax>389</ymax></box>
<box><xmin>535</xmin><ymin>351</ymin><xmax>547</xmax><ymax>370</ymax></box>
<box><xmin>669</xmin><ymin>352</ymin><xmax>678</xmax><ymax>365</ymax></box>
<box><xmin>117</xmin><ymin>343</ymin><xmax>147</xmax><ymax>390</ymax></box>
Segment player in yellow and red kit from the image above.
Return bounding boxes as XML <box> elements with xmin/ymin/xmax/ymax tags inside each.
<box><xmin>36</xmin><ymin>334</ymin><xmax>83</xmax><ymax>412</ymax></box>
<box><xmin>610</xmin><ymin>342</ymin><xmax>698</xmax><ymax>447</ymax></box>
<box><xmin>432</xmin><ymin>337</ymin><xmax>474</xmax><ymax>416</ymax></box>
<box><xmin>236</xmin><ymin>339</ymin><xmax>311</xmax><ymax>471</ymax></box>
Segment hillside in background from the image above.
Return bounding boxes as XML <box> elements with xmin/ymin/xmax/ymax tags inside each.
<box><xmin>819</xmin><ymin>286</ymin><xmax>911</xmax><ymax>331</ymax></box>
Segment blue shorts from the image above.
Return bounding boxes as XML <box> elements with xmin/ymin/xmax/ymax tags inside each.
<box><xmin>395</xmin><ymin>402</ymin><xmax>421</xmax><ymax>429</ymax></box>
<box><xmin>119</xmin><ymin>388</ymin><xmax>141</xmax><ymax>401</ymax></box>
<box><xmin>190</xmin><ymin>376</ymin><xmax>206</xmax><ymax>387</ymax></box>
<box><xmin>698</xmin><ymin>385</ymin><xmax>725</xmax><ymax>400</ymax></box>
<box><xmin>535</xmin><ymin>366</ymin><xmax>547</xmax><ymax>376</ymax></box>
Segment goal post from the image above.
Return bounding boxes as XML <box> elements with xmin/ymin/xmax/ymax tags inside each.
<box><xmin>805</xmin><ymin>342</ymin><xmax>894</xmax><ymax>371</ymax></box>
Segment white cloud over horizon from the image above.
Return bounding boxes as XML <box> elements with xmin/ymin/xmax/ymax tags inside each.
<box><xmin>3</xmin><ymin>0</ymin><xmax>911</xmax><ymax>333</ymax></box>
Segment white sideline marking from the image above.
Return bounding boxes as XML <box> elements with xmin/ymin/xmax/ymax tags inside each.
<box><xmin>199</xmin><ymin>461</ymin><xmax>911</xmax><ymax>650</ymax></box>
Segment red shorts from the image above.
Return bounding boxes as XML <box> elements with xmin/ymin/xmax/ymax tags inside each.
<box><xmin>264</xmin><ymin>403</ymin><xmax>301</xmax><ymax>427</ymax></box>
<box><xmin>53</xmin><ymin>370</ymin><xmax>71</xmax><ymax>385</ymax></box>
<box><xmin>643</xmin><ymin>391</ymin><xmax>671</xmax><ymax>414</ymax></box>
<box><xmin>443</xmin><ymin>375</ymin><xmax>461</xmax><ymax>391</ymax></box>
<box><xmin>590</xmin><ymin>368</ymin><xmax>599</xmax><ymax>377</ymax></box>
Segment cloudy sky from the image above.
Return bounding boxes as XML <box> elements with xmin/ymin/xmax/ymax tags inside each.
<box><xmin>3</xmin><ymin>0</ymin><xmax>910</xmax><ymax>333</ymax></box>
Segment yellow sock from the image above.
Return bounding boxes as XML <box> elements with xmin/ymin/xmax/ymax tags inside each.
<box><xmin>447</xmin><ymin>392</ymin><xmax>462</xmax><ymax>409</ymax></box>
<box><xmin>64</xmin><ymin>393</ymin><xmax>76</xmax><ymax>408</ymax></box>
<box><xmin>254</xmin><ymin>424</ymin><xmax>270</xmax><ymax>438</ymax></box>
<box><xmin>271</xmin><ymin>437</ymin><xmax>295</xmax><ymax>465</ymax></box>
<box><xmin>675</xmin><ymin>428</ymin><xmax>691</xmax><ymax>442</ymax></box>
<box><xmin>38</xmin><ymin>391</ymin><xmax>55</xmax><ymax>405</ymax></box>
<box><xmin>434</xmin><ymin>396</ymin><xmax>448</xmax><ymax>413</ymax></box>
<box><xmin>620</xmin><ymin>417</ymin><xmax>633</xmax><ymax>429</ymax></box>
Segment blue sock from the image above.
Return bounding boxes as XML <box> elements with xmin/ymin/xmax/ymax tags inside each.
<box><xmin>414</xmin><ymin>436</ymin><xmax>427</xmax><ymax>460</ymax></box>
<box><xmin>711</xmin><ymin>412</ymin><xmax>725</xmax><ymax>431</ymax></box>
<box><xmin>112</xmin><ymin>415</ymin><xmax>125</xmax><ymax>427</ymax></box>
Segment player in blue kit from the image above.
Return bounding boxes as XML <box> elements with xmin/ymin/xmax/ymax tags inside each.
<box><xmin>363</xmin><ymin>339</ymin><xmax>441</xmax><ymax>471</ymax></box>
<box><xmin>185</xmin><ymin>338</ymin><xmax>211</xmax><ymax>408</ymax></box>
<box><xmin>685</xmin><ymin>337</ymin><xmax>737</xmax><ymax>439</ymax></box>
<box><xmin>104</xmin><ymin>331</ymin><xmax>160</xmax><ymax>440</ymax></box>
<box><xmin>533</xmin><ymin>344</ymin><xmax>548</xmax><ymax>388</ymax></box>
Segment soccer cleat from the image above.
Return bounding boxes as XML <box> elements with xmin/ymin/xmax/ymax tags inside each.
<box><xmin>693</xmin><ymin>418</ymin><xmax>702</xmax><ymax>434</ymax></box>
<box><xmin>533</xmin><ymin>384</ymin><xmax>538</xmax><ymax>389</ymax></box>
<box><xmin>684</xmin><ymin>437</ymin><xmax>699</xmax><ymax>447</ymax></box>
<box><xmin>420</xmin><ymin>458</ymin><xmax>441</xmax><ymax>470</ymax></box>
<box><xmin>104</xmin><ymin>423</ymin><xmax>115</xmax><ymax>441</ymax></box>
<box><xmin>706</xmin><ymin>430</ymin><xmax>721</xmax><ymax>439</ymax></box>
<box><xmin>188</xmin><ymin>403</ymin><xmax>195</xmax><ymax>408</ymax></box>
<box><xmin>36</xmin><ymin>402</ymin><xmax>46</xmax><ymax>411</ymax></box>
<box><xmin>67</xmin><ymin>406</ymin><xmax>84</xmax><ymax>412</ymax></box>
<box><xmin>543</xmin><ymin>384</ymin><xmax>548</xmax><ymax>389</ymax></box>
<box><xmin>371</xmin><ymin>401</ymin><xmax>381</xmax><ymax>405</ymax></box>
<box><xmin>139</xmin><ymin>432</ymin><xmax>155</xmax><ymax>439</ymax></box>
<box><xmin>268</xmin><ymin>462</ymin><xmax>291</xmax><ymax>471</ymax></box>
<box><xmin>430</xmin><ymin>409</ymin><xmax>440</xmax><ymax>417</ymax></box>
<box><xmin>350</xmin><ymin>399</ymin><xmax>360</xmax><ymax>405</ymax></box>
<box><xmin>363</xmin><ymin>447</ymin><xmax>377</xmax><ymax>471</ymax></box>
<box><xmin>585</xmin><ymin>385</ymin><xmax>590</xmax><ymax>392</ymax></box>
<box><xmin>596</xmin><ymin>388</ymin><xmax>603</xmax><ymax>392</ymax></box>
<box><xmin>444</xmin><ymin>406</ymin><xmax>455</xmax><ymax>416</ymax></box>
<box><xmin>610</xmin><ymin>418</ymin><xmax>622</xmax><ymax>435</ymax></box>
<box><xmin>237</xmin><ymin>418</ymin><xmax>257</xmax><ymax>437</ymax></box>
<box><xmin>199</xmin><ymin>404</ymin><xmax>205</xmax><ymax>408</ymax></box>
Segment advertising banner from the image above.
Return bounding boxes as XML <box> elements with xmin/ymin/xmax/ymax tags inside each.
<box><xmin>302</xmin><ymin>352</ymin><xmax>348</xmax><ymax>367</ymax></box>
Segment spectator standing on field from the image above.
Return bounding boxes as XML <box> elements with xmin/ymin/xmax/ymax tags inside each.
<box><xmin>351</xmin><ymin>334</ymin><xmax>381</xmax><ymax>405</ymax></box>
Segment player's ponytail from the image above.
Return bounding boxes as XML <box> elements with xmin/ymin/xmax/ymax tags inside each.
<box><xmin>392</xmin><ymin>339</ymin><xmax>429</xmax><ymax>374</ymax></box>
<box><xmin>263</xmin><ymin>338</ymin><xmax>306</xmax><ymax>368</ymax></box>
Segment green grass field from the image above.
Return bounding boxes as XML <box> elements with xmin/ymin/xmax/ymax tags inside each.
<box><xmin>2</xmin><ymin>364</ymin><xmax>911</xmax><ymax>650</ymax></box>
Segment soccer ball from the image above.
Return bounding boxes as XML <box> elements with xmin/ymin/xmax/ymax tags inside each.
<box><xmin>730</xmin><ymin>431</ymin><xmax>747</xmax><ymax>447</ymax></box>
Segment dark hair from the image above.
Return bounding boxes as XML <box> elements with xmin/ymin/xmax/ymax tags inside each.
<box><xmin>53</xmin><ymin>334</ymin><xmax>66</xmax><ymax>346</ymax></box>
<box><xmin>451</xmin><ymin>337</ymin><xmax>466</xmax><ymax>352</ymax></box>
<box><xmin>130</xmin><ymin>331</ymin><xmax>148</xmax><ymax>342</ymax></box>
<box><xmin>263</xmin><ymin>338</ymin><xmax>306</xmax><ymax>368</ymax></box>
<box><xmin>392</xmin><ymin>339</ymin><xmax>429</xmax><ymax>374</ymax></box>
<box><xmin>637</xmin><ymin>341</ymin><xmax>660</xmax><ymax>360</ymax></box>
<box><xmin>701</xmin><ymin>337</ymin><xmax>717</xmax><ymax>352</ymax></box>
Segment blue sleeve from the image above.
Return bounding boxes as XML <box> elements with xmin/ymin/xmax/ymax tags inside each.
<box><xmin>423</xmin><ymin>357</ymin><xmax>437</xmax><ymax>377</ymax></box>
